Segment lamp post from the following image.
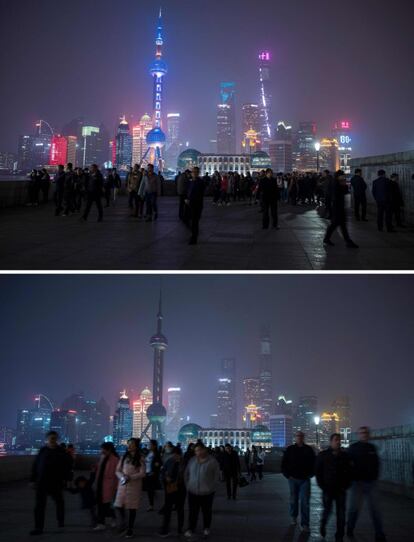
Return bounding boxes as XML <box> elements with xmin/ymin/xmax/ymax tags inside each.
<box><xmin>314</xmin><ymin>142</ymin><xmax>321</xmax><ymax>173</ymax></box>
<box><xmin>314</xmin><ymin>415</ymin><xmax>320</xmax><ymax>449</ymax></box>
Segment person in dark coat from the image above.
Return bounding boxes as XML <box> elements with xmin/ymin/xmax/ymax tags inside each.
<box><xmin>322</xmin><ymin>170</ymin><xmax>334</xmax><ymax>219</ymax></box>
<box><xmin>390</xmin><ymin>173</ymin><xmax>404</xmax><ymax>227</ymax></box>
<box><xmin>316</xmin><ymin>433</ymin><xmax>352</xmax><ymax>542</ymax></box>
<box><xmin>159</xmin><ymin>446</ymin><xmax>186</xmax><ymax>537</ymax></box>
<box><xmin>40</xmin><ymin>169</ymin><xmax>51</xmax><ymax>204</ymax></box>
<box><xmin>350</xmin><ymin>169</ymin><xmax>368</xmax><ymax>221</ymax></box>
<box><xmin>63</xmin><ymin>163</ymin><xmax>76</xmax><ymax>216</ymax></box>
<box><xmin>323</xmin><ymin>170</ymin><xmax>359</xmax><ymax>248</ymax></box>
<box><xmin>177</xmin><ymin>170</ymin><xmax>191</xmax><ymax>223</ymax></box>
<box><xmin>257</xmin><ymin>168</ymin><xmax>280</xmax><ymax>229</ymax></box>
<box><xmin>222</xmin><ymin>444</ymin><xmax>241</xmax><ymax>500</ymax></box>
<box><xmin>347</xmin><ymin>427</ymin><xmax>386</xmax><ymax>541</ymax></box>
<box><xmin>281</xmin><ymin>431</ymin><xmax>315</xmax><ymax>532</ymax></box>
<box><xmin>186</xmin><ymin>166</ymin><xmax>206</xmax><ymax>245</ymax></box>
<box><xmin>30</xmin><ymin>431</ymin><xmax>71</xmax><ymax>536</ymax></box>
<box><xmin>372</xmin><ymin>170</ymin><xmax>394</xmax><ymax>232</ymax></box>
<box><xmin>54</xmin><ymin>165</ymin><xmax>66</xmax><ymax>216</ymax></box>
<box><xmin>81</xmin><ymin>164</ymin><xmax>104</xmax><ymax>222</ymax></box>
<box><xmin>70</xmin><ymin>474</ymin><xmax>97</xmax><ymax>527</ymax></box>
<box><xmin>144</xmin><ymin>439</ymin><xmax>162</xmax><ymax>510</ymax></box>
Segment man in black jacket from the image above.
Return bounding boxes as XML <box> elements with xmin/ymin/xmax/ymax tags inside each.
<box><xmin>81</xmin><ymin>164</ymin><xmax>104</xmax><ymax>222</ymax></box>
<box><xmin>257</xmin><ymin>168</ymin><xmax>280</xmax><ymax>230</ymax></box>
<box><xmin>347</xmin><ymin>427</ymin><xmax>386</xmax><ymax>541</ymax></box>
<box><xmin>186</xmin><ymin>167</ymin><xmax>206</xmax><ymax>245</ymax></box>
<box><xmin>323</xmin><ymin>170</ymin><xmax>359</xmax><ymax>248</ymax></box>
<box><xmin>390</xmin><ymin>173</ymin><xmax>404</xmax><ymax>228</ymax></box>
<box><xmin>316</xmin><ymin>433</ymin><xmax>352</xmax><ymax>542</ymax></box>
<box><xmin>222</xmin><ymin>444</ymin><xmax>241</xmax><ymax>500</ymax></box>
<box><xmin>30</xmin><ymin>431</ymin><xmax>71</xmax><ymax>535</ymax></box>
<box><xmin>281</xmin><ymin>431</ymin><xmax>315</xmax><ymax>532</ymax></box>
<box><xmin>350</xmin><ymin>169</ymin><xmax>368</xmax><ymax>221</ymax></box>
<box><xmin>372</xmin><ymin>170</ymin><xmax>394</xmax><ymax>232</ymax></box>
<box><xmin>54</xmin><ymin>165</ymin><xmax>66</xmax><ymax>216</ymax></box>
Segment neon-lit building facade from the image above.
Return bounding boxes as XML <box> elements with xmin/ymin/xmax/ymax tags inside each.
<box><xmin>132</xmin><ymin>114</ymin><xmax>154</xmax><ymax>166</ymax></box>
<box><xmin>142</xmin><ymin>8</ymin><xmax>168</xmax><ymax>171</ymax></box>
<box><xmin>49</xmin><ymin>135</ymin><xmax>68</xmax><ymax>166</ymax></box>
<box><xmin>258</xmin><ymin>51</ymin><xmax>272</xmax><ymax>152</ymax></box>
<box><xmin>132</xmin><ymin>387</ymin><xmax>153</xmax><ymax>439</ymax></box>
<box><xmin>333</xmin><ymin>121</ymin><xmax>353</xmax><ymax>174</ymax></box>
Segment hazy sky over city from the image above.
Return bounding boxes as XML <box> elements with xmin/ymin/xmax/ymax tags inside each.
<box><xmin>1</xmin><ymin>275</ymin><xmax>413</xmax><ymax>431</ymax></box>
<box><xmin>1</xmin><ymin>0</ymin><xmax>414</xmax><ymax>156</ymax></box>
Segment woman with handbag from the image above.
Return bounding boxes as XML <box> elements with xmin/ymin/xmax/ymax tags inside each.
<box><xmin>159</xmin><ymin>446</ymin><xmax>186</xmax><ymax>537</ymax></box>
<box><xmin>114</xmin><ymin>438</ymin><xmax>146</xmax><ymax>539</ymax></box>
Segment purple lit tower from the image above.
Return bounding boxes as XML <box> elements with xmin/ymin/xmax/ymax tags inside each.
<box><xmin>142</xmin><ymin>8</ymin><xmax>168</xmax><ymax>172</ymax></box>
<box><xmin>141</xmin><ymin>289</ymin><xmax>168</xmax><ymax>443</ymax></box>
<box><xmin>258</xmin><ymin>51</ymin><xmax>272</xmax><ymax>152</ymax></box>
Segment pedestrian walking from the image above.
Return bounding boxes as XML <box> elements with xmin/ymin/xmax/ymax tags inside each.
<box><xmin>139</xmin><ymin>164</ymin><xmax>161</xmax><ymax>222</ymax></box>
<box><xmin>323</xmin><ymin>170</ymin><xmax>359</xmax><ymax>248</ymax></box>
<box><xmin>186</xmin><ymin>166</ymin><xmax>206</xmax><ymax>245</ymax></box>
<box><xmin>316</xmin><ymin>433</ymin><xmax>353</xmax><ymax>542</ymax></box>
<box><xmin>30</xmin><ymin>431</ymin><xmax>71</xmax><ymax>536</ymax></box>
<box><xmin>281</xmin><ymin>431</ymin><xmax>315</xmax><ymax>533</ymax></box>
<box><xmin>350</xmin><ymin>169</ymin><xmax>368</xmax><ymax>221</ymax></box>
<box><xmin>347</xmin><ymin>427</ymin><xmax>387</xmax><ymax>541</ymax></box>
<box><xmin>81</xmin><ymin>164</ymin><xmax>104</xmax><ymax>222</ymax></box>
<box><xmin>114</xmin><ymin>438</ymin><xmax>146</xmax><ymax>539</ymax></box>
<box><xmin>184</xmin><ymin>442</ymin><xmax>220</xmax><ymax>539</ymax></box>
<box><xmin>159</xmin><ymin>446</ymin><xmax>186</xmax><ymax>537</ymax></box>
<box><xmin>222</xmin><ymin>444</ymin><xmax>241</xmax><ymax>500</ymax></box>
<box><xmin>93</xmin><ymin>442</ymin><xmax>119</xmax><ymax>531</ymax></box>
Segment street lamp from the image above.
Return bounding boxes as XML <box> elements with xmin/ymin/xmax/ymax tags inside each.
<box><xmin>314</xmin><ymin>415</ymin><xmax>320</xmax><ymax>448</ymax></box>
<box><xmin>314</xmin><ymin>142</ymin><xmax>321</xmax><ymax>173</ymax></box>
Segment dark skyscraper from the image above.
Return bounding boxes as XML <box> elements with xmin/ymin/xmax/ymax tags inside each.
<box><xmin>258</xmin><ymin>328</ymin><xmax>274</xmax><ymax>424</ymax></box>
<box><xmin>216</xmin><ymin>358</ymin><xmax>237</xmax><ymax>428</ymax></box>
<box><xmin>112</xmin><ymin>390</ymin><xmax>133</xmax><ymax>446</ymax></box>
<box><xmin>217</xmin><ymin>82</ymin><xmax>236</xmax><ymax>155</ymax></box>
<box><xmin>115</xmin><ymin>115</ymin><xmax>133</xmax><ymax>170</ymax></box>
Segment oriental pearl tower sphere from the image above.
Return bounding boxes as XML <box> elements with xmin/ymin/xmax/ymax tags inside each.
<box><xmin>144</xmin><ymin>8</ymin><xmax>168</xmax><ymax>172</ymax></box>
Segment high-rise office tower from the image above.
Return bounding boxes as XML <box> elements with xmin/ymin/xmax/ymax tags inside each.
<box><xmin>294</xmin><ymin>122</ymin><xmax>317</xmax><ymax>171</ymax></box>
<box><xmin>17</xmin><ymin>135</ymin><xmax>34</xmax><ymax>171</ymax></box>
<box><xmin>142</xmin><ymin>9</ymin><xmax>168</xmax><ymax>171</ymax></box>
<box><xmin>62</xmin><ymin>117</ymin><xmax>84</xmax><ymax>166</ymax></box>
<box><xmin>66</xmin><ymin>136</ymin><xmax>77</xmax><ymax>166</ymax></box>
<box><xmin>258</xmin><ymin>52</ymin><xmax>272</xmax><ymax>151</ymax></box>
<box><xmin>141</xmin><ymin>290</ymin><xmax>168</xmax><ymax>443</ymax></box>
<box><xmin>294</xmin><ymin>396</ymin><xmax>318</xmax><ymax>441</ymax></box>
<box><xmin>113</xmin><ymin>391</ymin><xmax>133</xmax><ymax>446</ymax></box>
<box><xmin>269</xmin><ymin>121</ymin><xmax>293</xmax><ymax>173</ymax></box>
<box><xmin>165</xmin><ymin>113</ymin><xmax>182</xmax><ymax>170</ymax></box>
<box><xmin>332</xmin><ymin>121</ymin><xmax>353</xmax><ymax>174</ymax></box>
<box><xmin>16</xmin><ymin>408</ymin><xmax>31</xmax><ymax>447</ymax></box>
<box><xmin>50</xmin><ymin>409</ymin><xmax>77</xmax><ymax>443</ymax></box>
<box><xmin>258</xmin><ymin>328</ymin><xmax>273</xmax><ymax>423</ymax></box>
<box><xmin>319</xmin><ymin>412</ymin><xmax>340</xmax><ymax>448</ymax></box>
<box><xmin>166</xmin><ymin>387</ymin><xmax>182</xmax><ymax>443</ymax></box>
<box><xmin>132</xmin><ymin>387</ymin><xmax>153</xmax><ymax>439</ymax></box>
<box><xmin>81</xmin><ymin>125</ymin><xmax>106</xmax><ymax>167</ymax></box>
<box><xmin>29</xmin><ymin>394</ymin><xmax>53</xmax><ymax>448</ymax></box>
<box><xmin>115</xmin><ymin>116</ymin><xmax>133</xmax><ymax>170</ymax></box>
<box><xmin>241</xmin><ymin>103</ymin><xmax>261</xmax><ymax>153</ymax></box>
<box><xmin>32</xmin><ymin>120</ymin><xmax>53</xmax><ymax>168</ymax></box>
<box><xmin>217</xmin><ymin>82</ymin><xmax>236</xmax><ymax>155</ymax></box>
<box><xmin>132</xmin><ymin>114</ymin><xmax>153</xmax><ymax>166</ymax></box>
<box><xmin>243</xmin><ymin>377</ymin><xmax>260</xmax><ymax>406</ymax></box>
<box><xmin>49</xmin><ymin>135</ymin><xmax>68</xmax><ymax>166</ymax></box>
<box><xmin>319</xmin><ymin>138</ymin><xmax>340</xmax><ymax>172</ymax></box>
<box><xmin>216</xmin><ymin>358</ymin><xmax>237</xmax><ymax>428</ymax></box>
<box><xmin>270</xmin><ymin>395</ymin><xmax>294</xmax><ymax>447</ymax></box>
<box><xmin>332</xmin><ymin>396</ymin><xmax>351</xmax><ymax>446</ymax></box>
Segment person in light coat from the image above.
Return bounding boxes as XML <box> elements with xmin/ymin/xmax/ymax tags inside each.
<box><xmin>114</xmin><ymin>438</ymin><xmax>146</xmax><ymax>539</ymax></box>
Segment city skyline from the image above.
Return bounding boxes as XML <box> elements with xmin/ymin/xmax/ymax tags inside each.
<box><xmin>1</xmin><ymin>0</ymin><xmax>414</xmax><ymax>158</ymax></box>
<box><xmin>1</xmin><ymin>275</ymin><xmax>413</xmax><ymax>433</ymax></box>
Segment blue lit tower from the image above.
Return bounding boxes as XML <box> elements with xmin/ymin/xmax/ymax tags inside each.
<box><xmin>141</xmin><ymin>289</ymin><xmax>168</xmax><ymax>443</ymax></box>
<box><xmin>142</xmin><ymin>8</ymin><xmax>168</xmax><ymax>172</ymax></box>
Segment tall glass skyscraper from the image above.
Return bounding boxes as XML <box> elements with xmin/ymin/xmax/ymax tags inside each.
<box><xmin>258</xmin><ymin>328</ymin><xmax>273</xmax><ymax>424</ymax></box>
<box><xmin>113</xmin><ymin>391</ymin><xmax>133</xmax><ymax>446</ymax></box>
<box><xmin>115</xmin><ymin>116</ymin><xmax>133</xmax><ymax>170</ymax></box>
<box><xmin>217</xmin><ymin>82</ymin><xmax>236</xmax><ymax>155</ymax></box>
<box><xmin>216</xmin><ymin>358</ymin><xmax>237</xmax><ymax>428</ymax></box>
<box><xmin>258</xmin><ymin>52</ymin><xmax>272</xmax><ymax>152</ymax></box>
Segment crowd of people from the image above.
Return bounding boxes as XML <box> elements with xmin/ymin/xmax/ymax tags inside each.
<box><xmin>25</xmin><ymin>163</ymin><xmax>408</xmax><ymax>247</ymax></box>
<box><xmin>29</xmin><ymin>426</ymin><xmax>386</xmax><ymax>541</ymax></box>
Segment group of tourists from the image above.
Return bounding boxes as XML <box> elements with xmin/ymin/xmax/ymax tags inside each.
<box><xmin>29</xmin><ymin>426</ymin><xmax>386</xmax><ymax>541</ymax></box>
<box><xmin>26</xmin><ymin>162</ymin><xmax>408</xmax><ymax>248</ymax></box>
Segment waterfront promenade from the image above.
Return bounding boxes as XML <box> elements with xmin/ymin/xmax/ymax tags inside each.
<box><xmin>1</xmin><ymin>474</ymin><xmax>413</xmax><ymax>541</ymax></box>
<box><xmin>1</xmin><ymin>198</ymin><xmax>414</xmax><ymax>270</ymax></box>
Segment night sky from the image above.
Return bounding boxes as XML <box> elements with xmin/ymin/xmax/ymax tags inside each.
<box><xmin>1</xmin><ymin>0</ymin><xmax>414</xmax><ymax>156</ymax></box>
<box><xmin>1</xmin><ymin>275</ymin><xmax>413</xmax><ymax>431</ymax></box>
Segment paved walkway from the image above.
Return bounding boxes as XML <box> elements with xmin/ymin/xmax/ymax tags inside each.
<box><xmin>1</xmin><ymin>198</ymin><xmax>414</xmax><ymax>270</ymax></box>
<box><xmin>0</xmin><ymin>474</ymin><xmax>412</xmax><ymax>541</ymax></box>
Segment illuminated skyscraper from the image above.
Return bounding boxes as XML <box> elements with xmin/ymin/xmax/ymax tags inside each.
<box><xmin>113</xmin><ymin>391</ymin><xmax>133</xmax><ymax>446</ymax></box>
<box><xmin>258</xmin><ymin>328</ymin><xmax>273</xmax><ymax>423</ymax></box>
<box><xmin>132</xmin><ymin>114</ymin><xmax>153</xmax><ymax>166</ymax></box>
<box><xmin>320</xmin><ymin>412</ymin><xmax>340</xmax><ymax>448</ymax></box>
<box><xmin>50</xmin><ymin>409</ymin><xmax>77</xmax><ymax>444</ymax></box>
<box><xmin>165</xmin><ymin>113</ymin><xmax>182</xmax><ymax>170</ymax></box>
<box><xmin>294</xmin><ymin>395</ymin><xmax>318</xmax><ymax>442</ymax></box>
<box><xmin>166</xmin><ymin>387</ymin><xmax>182</xmax><ymax>443</ymax></box>
<box><xmin>269</xmin><ymin>121</ymin><xmax>293</xmax><ymax>173</ymax></box>
<box><xmin>81</xmin><ymin>125</ymin><xmax>106</xmax><ymax>167</ymax></box>
<box><xmin>242</xmin><ymin>104</ymin><xmax>261</xmax><ymax>153</ymax></box>
<box><xmin>333</xmin><ymin>121</ymin><xmax>353</xmax><ymax>174</ymax></box>
<box><xmin>32</xmin><ymin>120</ymin><xmax>53</xmax><ymax>168</ymax></box>
<box><xmin>66</xmin><ymin>136</ymin><xmax>77</xmax><ymax>166</ymax></box>
<box><xmin>319</xmin><ymin>138</ymin><xmax>340</xmax><ymax>172</ymax></box>
<box><xmin>17</xmin><ymin>135</ymin><xmax>34</xmax><ymax>171</ymax></box>
<box><xmin>243</xmin><ymin>377</ymin><xmax>260</xmax><ymax>407</ymax></box>
<box><xmin>132</xmin><ymin>387</ymin><xmax>153</xmax><ymax>439</ymax></box>
<box><xmin>217</xmin><ymin>82</ymin><xmax>236</xmax><ymax>155</ymax></box>
<box><xmin>115</xmin><ymin>116</ymin><xmax>132</xmax><ymax>170</ymax></box>
<box><xmin>216</xmin><ymin>358</ymin><xmax>236</xmax><ymax>428</ymax></box>
<box><xmin>141</xmin><ymin>290</ymin><xmax>168</xmax><ymax>443</ymax></box>
<box><xmin>49</xmin><ymin>135</ymin><xmax>68</xmax><ymax>166</ymax></box>
<box><xmin>258</xmin><ymin>52</ymin><xmax>272</xmax><ymax>151</ymax></box>
<box><xmin>294</xmin><ymin>122</ymin><xmax>317</xmax><ymax>171</ymax></box>
<box><xmin>142</xmin><ymin>8</ymin><xmax>168</xmax><ymax>171</ymax></box>
<box><xmin>16</xmin><ymin>408</ymin><xmax>31</xmax><ymax>447</ymax></box>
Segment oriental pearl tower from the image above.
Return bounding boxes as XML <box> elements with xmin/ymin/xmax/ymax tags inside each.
<box><xmin>141</xmin><ymin>289</ymin><xmax>168</xmax><ymax>443</ymax></box>
<box><xmin>142</xmin><ymin>8</ymin><xmax>168</xmax><ymax>172</ymax></box>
